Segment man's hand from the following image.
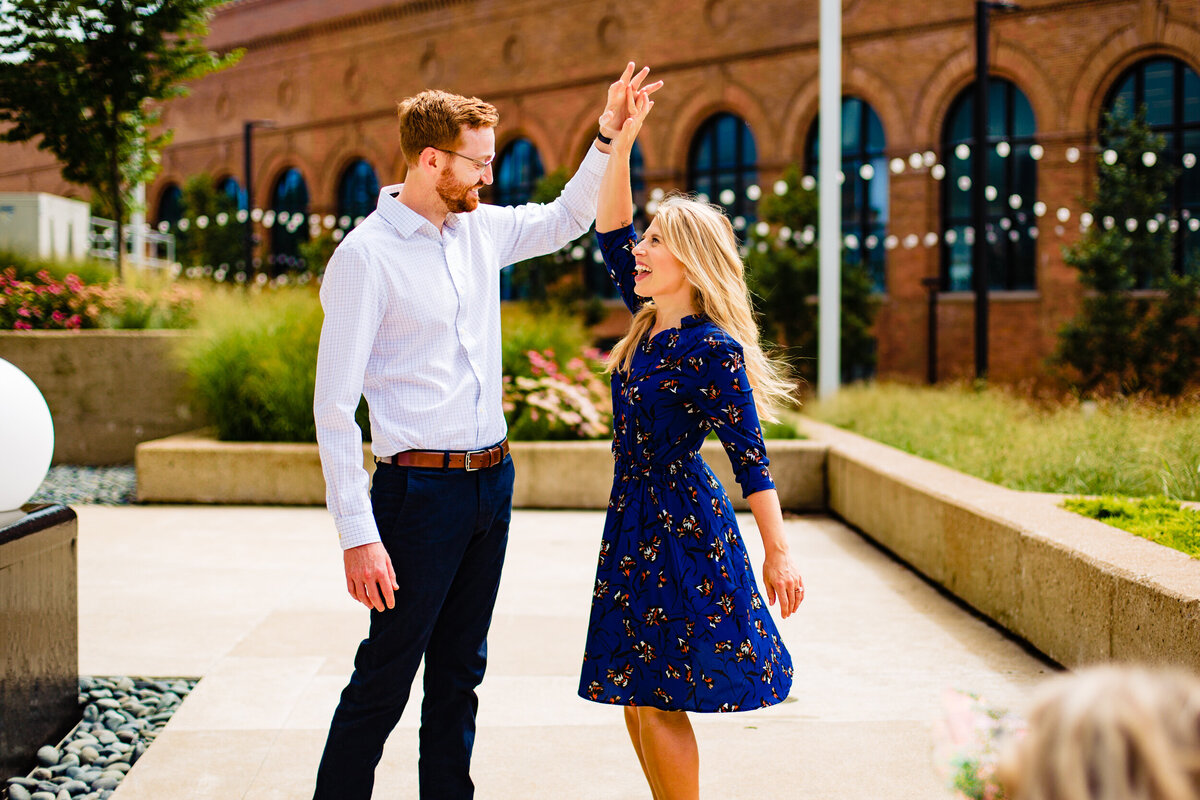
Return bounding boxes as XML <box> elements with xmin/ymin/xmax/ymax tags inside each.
<box><xmin>599</xmin><ymin>62</ymin><xmax>663</xmax><ymax>140</ymax></box>
<box><xmin>344</xmin><ymin>542</ymin><xmax>399</xmax><ymax>612</ymax></box>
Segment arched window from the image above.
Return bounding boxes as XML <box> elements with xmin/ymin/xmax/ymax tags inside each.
<box><xmin>337</xmin><ymin>158</ymin><xmax>380</xmax><ymax>227</ymax></box>
<box><xmin>216</xmin><ymin>176</ymin><xmax>247</xmax><ymax>211</ymax></box>
<box><xmin>1104</xmin><ymin>57</ymin><xmax>1200</xmax><ymax>278</ymax></box>
<box><xmin>155</xmin><ymin>183</ymin><xmax>183</xmax><ymax>227</ymax></box>
<box><xmin>688</xmin><ymin>112</ymin><xmax>758</xmax><ymax>226</ymax></box>
<box><xmin>493</xmin><ymin>139</ymin><xmax>545</xmax><ymax>299</ymax></box>
<box><xmin>270</xmin><ymin>168</ymin><xmax>310</xmax><ymax>272</ymax></box>
<box><xmin>585</xmin><ymin>141</ymin><xmax>646</xmax><ymax>300</ymax></box>
<box><xmin>941</xmin><ymin>79</ymin><xmax>1038</xmax><ymax>292</ymax></box>
<box><xmin>807</xmin><ymin>97</ymin><xmax>889</xmax><ymax>292</ymax></box>
<box><xmin>493</xmin><ymin>138</ymin><xmax>544</xmax><ymax>207</ymax></box>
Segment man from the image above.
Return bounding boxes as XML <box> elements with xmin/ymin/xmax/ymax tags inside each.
<box><xmin>312</xmin><ymin>63</ymin><xmax>661</xmax><ymax>799</ymax></box>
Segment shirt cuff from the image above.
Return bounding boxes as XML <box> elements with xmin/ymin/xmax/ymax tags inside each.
<box><xmin>335</xmin><ymin>512</ymin><xmax>381</xmax><ymax>550</ymax></box>
<box><xmin>739</xmin><ymin>467</ymin><xmax>776</xmax><ymax>499</ymax></box>
<box><xmin>581</xmin><ymin>141</ymin><xmax>612</xmax><ymax>175</ymax></box>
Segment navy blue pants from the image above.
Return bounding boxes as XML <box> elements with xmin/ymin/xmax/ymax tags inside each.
<box><xmin>313</xmin><ymin>455</ymin><xmax>515</xmax><ymax>800</ymax></box>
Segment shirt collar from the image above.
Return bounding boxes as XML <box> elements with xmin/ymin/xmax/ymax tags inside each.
<box><xmin>680</xmin><ymin>313</ymin><xmax>706</xmax><ymax>328</ymax></box>
<box><xmin>376</xmin><ymin>183</ymin><xmax>460</xmax><ymax>238</ymax></box>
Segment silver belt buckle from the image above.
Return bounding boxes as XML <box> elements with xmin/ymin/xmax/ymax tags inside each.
<box><xmin>464</xmin><ymin>449</ymin><xmax>483</xmax><ymax>472</ymax></box>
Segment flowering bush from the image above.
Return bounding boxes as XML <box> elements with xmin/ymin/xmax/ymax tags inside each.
<box><xmin>932</xmin><ymin>689</ymin><xmax>1026</xmax><ymax>800</ymax></box>
<box><xmin>504</xmin><ymin>348</ymin><xmax>612</xmax><ymax>440</ymax></box>
<box><xmin>0</xmin><ymin>268</ymin><xmax>200</xmax><ymax>330</ymax></box>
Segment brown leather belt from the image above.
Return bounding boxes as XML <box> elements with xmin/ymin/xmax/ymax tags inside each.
<box><xmin>378</xmin><ymin>439</ymin><xmax>509</xmax><ymax>471</ymax></box>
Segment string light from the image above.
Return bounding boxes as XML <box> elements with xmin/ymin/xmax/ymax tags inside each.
<box><xmin>1056</xmin><ymin>207</ymin><xmax>1070</xmax><ymax>223</ymax></box>
<box><xmin>1033</xmin><ymin>201</ymin><xmax>1047</xmax><ymax>217</ymax></box>
<box><xmin>801</xmin><ymin>175</ymin><xmax>816</xmax><ymax>191</ymax></box>
<box><xmin>1066</xmin><ymin>147</ymin><xmax>1080</xmax><ymax>163</ymax></box>
<box><xmin>719</xmin><ymin>189</ymin><xmax>735</xmax><ymax>205</ymax></box>
<box><xmin>746</xmin><ymin>184</ymin><xmax>762</xmax><ymax>201</ymax></box>
<box><xmin>996</xmin><ymin>141</ymin><xmax>1011</xmax><ymax>157</ymax></box>
<box><xmin>859</xmin><ymin>163</ymin><xmax>875</xmax><ymax>180</ymax></box>
<box><xmin>773</xmin><ymin>180</ymin><xmax>788</xmax><ymax>195</ymax></box>
<box><xmin>890</xmin><ymin>158</ymin><xmax>905</xmax><ymax>174</ymax></box>
<box><xmin>923</xmin><ymin>151</ymin><xmax>937</xmax><ymax>167</ymax></box>
<box><xmin>909</xmin><ymin>152</ymin><xmax>923</xmax><ymax>169</ymax></box>
<box><xmin>931</xmin><ymin>164</ymin><xmax>946</xmax><ymax>180</ymax></box>
<box><xmin>1103</xmin><ymin>149</ymin><xmax>1118</xmax><ymax>165</ymax></box>
<box><xmin>955</xmin><ymin>143</ymin><xmax>970</xmax><ymax>160</ymax></box>
<box><xmin>1142</xmin><ymin>152</ymin><xmax>1157</xmax><ymax>167</ymax></box>
<box><xmin>1030</xmin><ymin>144</ymin><xmax>1044</xmax><ymax>160</ymax></box>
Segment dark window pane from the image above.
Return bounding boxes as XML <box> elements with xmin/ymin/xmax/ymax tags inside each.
<box><xmin>337</xmin><ymin>159</ymin><xmax>380</xmax><ymax>223</ymax></box>
<box><xmin>156</xmin><ymin>185</ymin><xmax>183</xmax><ymax>225</ymax></box>
<box><xmin>217</xmin><ymin>176</ymin><xmax>247</xmax><ymax>211</ymax></box>
<box><xmin>493</xmin><ymin>139</ymin><xmax>544</xmax><ymax>207</ymax></box>
<box><xmin>270</xmin><ymin>168</ymin><xmax>310</xmax><ymax>270</ymax></box>
<box><xmin>688</xmin><ymin>113</ymin><xmax>758</xmax><ymax>222</ymax></box>
<box><xmin>1184</xmin><ymin>68</ymin><xmax>1200</xmax><ymax>124</ymax></box>
<box><xmin>842</xmin><ymin>97</ymin><xmax>861</xmax><ymax>151</ymax></box>
<box><xmin>1143</xmin><ymin>59</ymin><xmax>1176</xmax><ymax>127</ymax></box>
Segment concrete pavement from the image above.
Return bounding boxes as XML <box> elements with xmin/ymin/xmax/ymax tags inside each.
<box><xmin>73</xmin><ymin>505</ymin><xmax>1054</xmax><ymax>799</ymax></box>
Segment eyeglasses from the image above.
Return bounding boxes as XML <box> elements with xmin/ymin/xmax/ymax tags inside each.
<box><xmin>433</xmin><ymin>148</ymin><xmax>496</xmax><ymax>172</ymax></box>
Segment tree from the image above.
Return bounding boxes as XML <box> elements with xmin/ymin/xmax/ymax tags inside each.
<box><xmin>1053</xmin><ymin>106</ymin><xmax>1200</xmax><ymax>396</ymax></box>
<box><xmin>177</xmin><ymin>173</ymin><xmax>242</xmax><ymax>269</ymax></box>
<box><xmin>0</xmin><ymin>0</ymin><xmax>241</xmax><ymax>279</ymax></box>
<box><xmin>744</xmin><ymin>164</ymin><xmax>879</xmax><ymax>385</ymax></box>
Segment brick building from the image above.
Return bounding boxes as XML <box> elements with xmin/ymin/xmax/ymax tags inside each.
<box><xmin>1</xmin><ymin>0</ymin><xmax>1197</xmax><ymax>383</ymax></box>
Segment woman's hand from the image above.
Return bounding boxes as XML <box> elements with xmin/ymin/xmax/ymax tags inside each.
<box><xmin>762</xmin><ymin>550</ymin><xmax>804</xmax><ymax>619</ymax></box>
<box><xmin>599</xmin><ymin>62</ymin><xmax>662</xmax><ymax>138</ymax></box>
<box><xmin>599</xmin><ymin>87</ymin><xmax>653</xmax><ymax>157</ymax></box>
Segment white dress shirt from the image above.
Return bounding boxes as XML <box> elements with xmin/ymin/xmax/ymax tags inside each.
<box><xmin>314</xmin><ymin>144</ymin><xmax>610</xmax><ymax>550</ymax></box>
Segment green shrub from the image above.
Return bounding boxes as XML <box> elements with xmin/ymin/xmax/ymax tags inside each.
<box><xmin>181</xmin><ymin>288</ymin><xmax>323</xmax><ymax>442</ymax></box>
<box><xmin>0</xmin><ymin>248</ymin><xmax>116</xmax><ymax>285</ymax></box>
<box><xmin>500</xmin><ymin>303</ymin><xmax>591</xmax><ymax>379</ymax></box>
<box><xmin>808</xmin><ymin>382</ymin><xmax>1200</xmax><ymax>500</ymax></box>
<box><xmin>1063</xmin><ymin>496</ymin><xmax>1200</xmax><ymax>558</ymax></box>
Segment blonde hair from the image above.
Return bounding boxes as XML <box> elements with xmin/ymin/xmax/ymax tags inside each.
<box><xmin>999</xmin><ymin>666</ymin><xmax>1200</xmax><ymax>800</ymax></box>
<box><xmin>396</xmin><ymin>90</ymin><xmax>499</xmax><ymax>167</ymax></box>
<box><xmin>607</xmin><ymin>194</ymin><xmax>796</xmax><ymax>421</ymax></box>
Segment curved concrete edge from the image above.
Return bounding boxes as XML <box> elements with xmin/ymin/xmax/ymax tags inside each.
<box><xmin>135</xmin><ymin>432</ymin><xmax>828</xmax><ymax>511</ymax></box>
<box><xmin>800</xmin><ymin>418</ymin><xmax>1200</xmax><ymax>671</ymax></box>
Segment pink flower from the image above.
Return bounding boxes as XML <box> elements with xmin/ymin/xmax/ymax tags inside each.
<box><xmin>17</xmin><ymin>306</ymin><xmax>31</xmax><ymax>317</ymax></box>
<box><xmin>51</xmin><ymin>310</ymin><xmax>65</xmax><ymax>322</ymax></box>
<box><xmin>13</xmin><ymin>320</ymin><xmax>31</xmax><ymax>330</ymax></box>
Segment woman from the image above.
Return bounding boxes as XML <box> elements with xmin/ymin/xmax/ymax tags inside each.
<box><xmin>998</xmin><ymin>666</ymin><xmax>1200</xmax><ymax>800</ymax></box>
<box><xmin>577</xmin><ymin>89</ymin><xmax>805</xmax><ymax>799</ymax></box>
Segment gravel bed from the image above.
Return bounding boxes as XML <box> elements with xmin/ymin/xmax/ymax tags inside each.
<box><xmin>4</xmin><ymin>676</ymin><xmax>197</xmax><ymax>800</ymax></box>
<box><xmin>28</xmin><ymin>467</ymin><xmax>137</xmax><ymax>506</ymax></box>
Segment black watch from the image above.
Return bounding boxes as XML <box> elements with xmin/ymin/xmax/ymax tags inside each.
<box><xmin>597</xmin><ymin>129</ymin><xmax>613</xmax><ymax>145</ymax></box>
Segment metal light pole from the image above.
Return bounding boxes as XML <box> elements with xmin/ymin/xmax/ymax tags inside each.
<box><xmin>973</xmin><ymin>1</ymin><xmax>1019</xmax><ymax>380</ymax></box>
<box><xmin>818</xmin><ymin>0</ymin><xmax>842</xmax><ymax>399</ymax></box>
<box><xmin>243</xmin><ymin>120</ymin><xmax>275</xmax><ymax>273</ymax></box>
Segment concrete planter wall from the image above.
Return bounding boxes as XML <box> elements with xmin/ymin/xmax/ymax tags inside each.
<box><xmin>802</xmin><ymin>418</ymin><xmax>1200</xmax><ymax>672</ymax></box>
<box><xmin>0</xmin><ymin>505</ymin><xmax>79</xmax><ymax>779</ymax></box>
<box><xmin>135</xmin><ymin>431</ymin><xmax>828</xmax><ymax>512</ymax></box>
<box><xmin>0</xmin><ymin>330</ymin><xmax>200</xmax><ymax>465</ymax></box>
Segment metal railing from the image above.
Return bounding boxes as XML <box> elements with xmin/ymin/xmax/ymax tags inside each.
<box><xmin>90</xmin><ymin>217</ymin><xmax>176</xmax><ymax>269</ymax></box>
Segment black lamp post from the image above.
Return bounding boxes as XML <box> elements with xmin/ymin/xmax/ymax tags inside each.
<box><xmin>973</xmin><ymin>1</ymin><xmax>1019</xmax><ymax>380</ymax></box>
<box><xmin>243</xmin><ymin>120</ymin><xmax>275</xmax><ymax>273</ymax></box>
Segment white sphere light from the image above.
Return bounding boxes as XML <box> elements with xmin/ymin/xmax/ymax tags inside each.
<box><xmin>1103</xmin><ymin>149</ymin><xmax>1118</xmax><ymax>166</ymax></box>
<box><xmin>177</xmin><ymin>218</ymin><xmax>190</xmax><ymax>232</ymax></box>
<box><xmin>309</xmin><ymin>213</ymin><xmax>320</xmax><ymax>226</ymax></box>
<box><xmin>844</xmin><ymin>234</ymin><xmax>859</xmax><ymax>250</ymax></box>
<box><xmin>955</xmin><ymin>143</ymin><xmax>970</xmax><ymax>161</ymax></box>
<box><xmin>924</xmin><ymin>232</ymin><xmax>938</xmax><ymax>247</ymax></box>
<box><xmin>755</xmin><ymin>221</ymin><xmax>770</xmax><ymax>237</ymax></box>
<box><xmin>985</xmin><ymin>185</ymin><xmax>998</xmax><ymax>202</ymax></box>
<box><xmin>909</xmin><ymin>152</ymin><xmax>922</xmax><ymax>169</ymax></box>
<box><xmin>1184</xmin><ymin>153</ymin><xmax>1197</xmax><ymax>169</ymax></box>
<box><xmin>1008</xmin><ymin>194</ymin><xmax>1022</xmax><ymax>209</ymax></box>
<box><xmin>996</xmin><ymin>141</ymin><xmax>1011</xmax><ymax>158</ymax></box>
<box><xmin>746</xmin><ymin>184</ymin><xmax>762</xmax><ymax>201</ymax></box>
<box><xmin>571</xmin><ymin>246</ymin><xmax>586</xmax><ymax>260</ymax></box>
<box><xmin>276</xmin><ymin>211</ymin><xmax>289</xmax><ymax>225</ymax></box>
<box><xmin>859</xmin><ymin>163</ymin><xmax>875</xmax><ymax>180</ymax></box>
<box><xmin>903</xmin><ymin>234</ymin><xmax>919</xmax><ymax>249</ymax></box>
<box><xmin>1066</xmin><ymin>147</ymin><xmax>1080</xmax><ymax>163</ymax></box>
<box><xmin>945</xmin><ymin>229</ymin><xmax>958</xmax><ymax>245</ymax></box>
<box><xmin>1033</xmin><ymin>201</ymin><xmax>1047</xmax><ymax>217</ymax></box>
<box><xmin>324</xmin><ymin>215</ymin><xmax>336</xmax><ymax>230</ymax></box>
<box><xmin>339</xmin><ymin>216</ymin><xmax>352</xmax><ymax>229</ymax></box>
<box><xmin>838</xmin><ymin>171</ymin><xmax>846</xmax><ymax>185</ymax></box>
<box><xmin>884</xmin><ymin>235</ymin><xmax>898</xmax><ymax>250</ymax></box>
<box><xmin>774</xmin><ymin>180</ymin><xmax>789</xmax><ymax>196</ymax></box>
<box><xmin>1147</xmin><ymin>218</ymin><xmax>1160</xmax><ymax>233</ymax></box>
<box><xmin>801</xmin><ymin>175</ymin><xmax>817</xmax><ymax>191</ymax></box>
<box><xmin>157</xmin><ymin>221</ymin><xmax>169</xmax><ymax>233</ymax></box>
<box><xmin>931</xmin><ymin>164</ymin><xmax>946</xmax><ymax>180</ymax></box>
<box><xmin>923</xmin><ymin>151</ymin><xmax>937</xmax><ymax>167</ymax></box>
<box><xmin>889</xmin><ymin>158</ymin><xmax>904</xmax><ymax>174</ymax></box>
<box><xmin>216</xmin><ymin>212</ymin><xmax>229</xmax><ymax>226</ymax></box>
<box><xmin>651</xmin><ymin>187</ymin><xmax>665</xmax><ymax>201</ymax></box>
<box><xmin>196</xmin><ymin>215</ymin><xmax>209</xmax><ymax>229</ymax></box>
<box><xmin>1142</xmin><ymin>152</ymin><xmax>1157</xmax><ymax>167</ymax></box>
<box><xmin>1030</xmin><ymin>144</ymin><xmax>1044</xmax><ymax>161</ymax></box>
<box><xmin>719</xmin><ymin>189</ymin><xmax>736</xmax><ymax>205</ymax></box>
<box><xmin>1056</xmin><ymin>207</ymin><xmax>1070</xmax><ymax>223</ymax></box>
<box><xmin>958</xmin><ymin>176</ymin><xmax>972</xmax><ymax>192</ymax></box>
<box><xmin>1190</xmin><ymin>218</ymin><xmax>1200</xmax><ymax>232</ymax></box>
<box><xmin>0</xmin><ymin>359</ymin><xmax>54</xmax><ymax>514</ymax></box>
<box><xmin>733</xmin><ymin>215</ymin><xmax>746</xmax><ymax>231</ymax></box>
<box><xmin>1125</xmin><ymin>218</ymin><xmax>1138</xmax><ymax>232</ymax></box>
<box><xmin>1080</xmin><ymin>212</ymin><xmax>1094</xmax><ymax>228</ymax></box>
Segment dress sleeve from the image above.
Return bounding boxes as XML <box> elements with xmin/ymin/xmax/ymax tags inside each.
<box><xmin>597</xmin><ymin>223</ymin><xmax>646</xmax><ymax>314</ymax></box>
<box><xmin>689</xmin><ymin>331</ymin><xmax>776</xmax><ymax>498</ymax></box>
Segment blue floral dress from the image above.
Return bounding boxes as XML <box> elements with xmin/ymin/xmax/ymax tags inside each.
<box><xmin>577</xmin><ymin>224</ymin><xmax>793</xmax><ymax>713</ymax></box>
